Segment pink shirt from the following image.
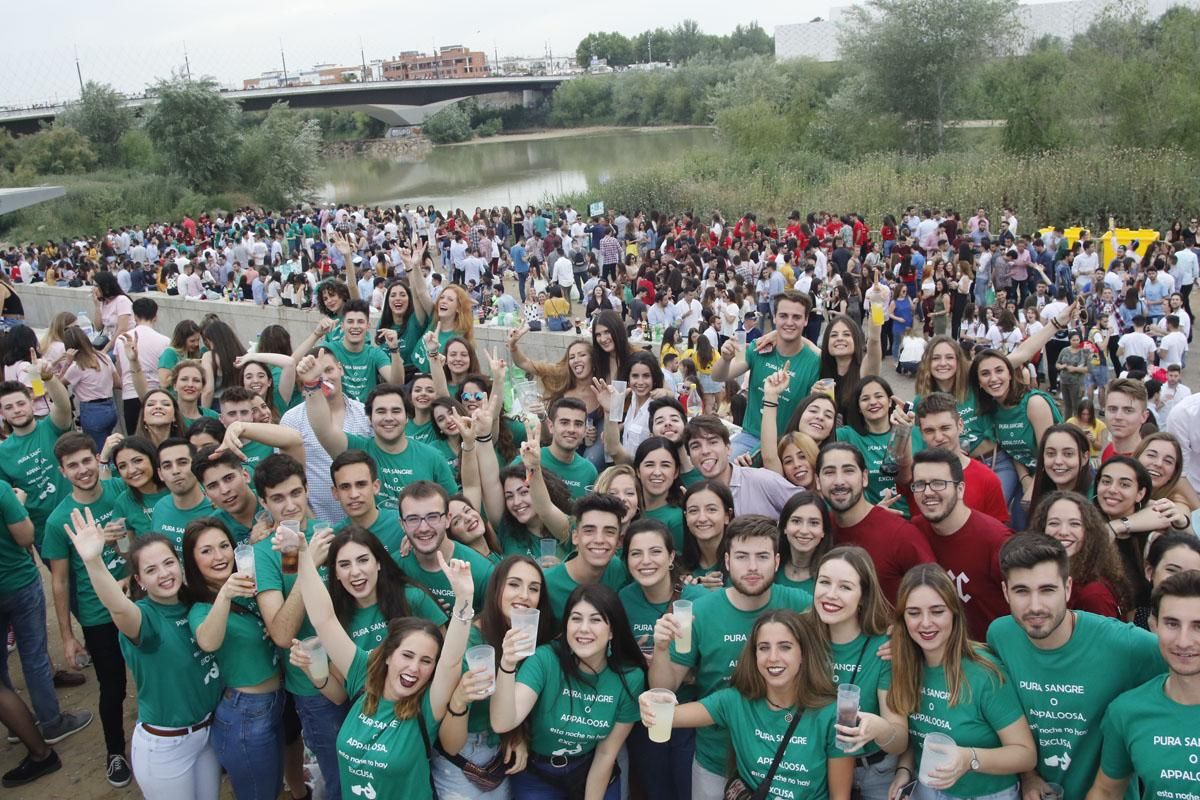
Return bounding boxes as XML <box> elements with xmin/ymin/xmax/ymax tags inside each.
<box><xmin>100</xmin><ymin>295</ymin><xmax>133</xmax><ymax>336</ymax></box>
<box><xmin>64</xmin><ymin>354</ymin><xmax>117</xmax><ymax>402</ymax></box>
<box><xmin>116</xmin><ymin>324</ymin><xmax>170</xmax><ymax>400</ymax></box>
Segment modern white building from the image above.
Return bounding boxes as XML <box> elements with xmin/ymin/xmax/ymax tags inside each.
<box><xmin>775</xmin><ymin>0</ymin><xmax>1200</xmax><ymax>61</ymax></box>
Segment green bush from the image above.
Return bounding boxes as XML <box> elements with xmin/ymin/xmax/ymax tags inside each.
<box><xmin>15</xmin><ymin>126</ymin><xmax>97</xmax><ymax>175</ymax></box>
<box><xmin>116</xmin><ymin>128</ymin><xmax>158</xmax><ymax>171</ymax></box>
<box><xmin>144</xmin><ymin>78</ymin><xmax>241</xmax><ymax>193</ymax></box>
<box><xmin>422</xmin><ymin>104</ymin><xmax>473</xmax><ymax>144</ymax></box>
<box><xmin>237</xmin><ymin>103</ymin><xmax>321</xmax><ymax>208</ymax></box>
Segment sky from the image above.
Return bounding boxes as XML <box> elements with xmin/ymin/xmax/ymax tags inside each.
<box><xmin>0</xmin><ymin>0</ymin><xmax>1072</xmax><ymax>108</ymax></box>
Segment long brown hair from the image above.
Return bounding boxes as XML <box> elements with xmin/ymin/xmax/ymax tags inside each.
<box><xmin>362</xmin><ymin>618</ymin><xmax>443</xmax><ymax>719</ymax></box>
<box><xmin>476</xmin><ymin>556</ymin><xmax>556</xmax><ymax>655</ymax></box>
<box><xmin>1026</xmin><ymin>490</ymin><xmax>1132</xmax><ymax>614</ymax></box>
<box><xmin>729</xmin><ymin>611</ymin><xmax>834</xmax><ymax>709</ymax></box>
<box><xmin>61</xmin><ymin>326</ymin><xmax>108</xmax><ymax>372</ymax></box>
<box><xmin>914</xmin><ymin>336</ymin><xmax>969</xmax><ymax>401</ymax></box>
<box><xmin>1135</xmin><ymin>432</ymin><xmax>1186</xmax><ymax>501</ymax></box>
<box><xmin>815</xmin><ymin>546</ymin><xmax>893</xmax><ymax>637</ymax></box>
<box><xmin>888</xmin><ymin>565</ymin><xmax>1002</xmax><ymax>716</ymax></box>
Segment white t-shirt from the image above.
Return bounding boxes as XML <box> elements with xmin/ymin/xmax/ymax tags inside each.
<box><xmin>1159</xmin><ymin>330</ymin><xmax>1188</xmax><ymax>368</ymax></box>
<box><xmin>1117</xmin><ymin>331</ymin><xmax>1156</xmax><ymax>363</ymax></box>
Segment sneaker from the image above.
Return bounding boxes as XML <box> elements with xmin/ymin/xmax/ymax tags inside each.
<box><xmin>53</xmin><ymin>669</ymin><xmax>86</xmax><ymax>688</ymax></box>
<box><xmin>106</xmin><ymin>754</ymin><xmax>132</xmax><ymax>788</ymax></box>
<box><xmin>41</xmin><ymin>710</ymin><xmax>93</xmax><ymax>745</ymax></box>
<box><xmin>1</xmin><ymin>750</ymin><xmax>61</xmax><ymax>788</ymax></box>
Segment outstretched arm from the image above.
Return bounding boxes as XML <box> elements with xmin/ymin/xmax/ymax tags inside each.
<box><xmin>64</xmin><ymin>508</ymin><xmax>143</xmax><ymax>642</ymax></box>
<box><xmin>297</xmin><ymin>355</ymin><xmax>348</xmax><ymax>458</ymax></box>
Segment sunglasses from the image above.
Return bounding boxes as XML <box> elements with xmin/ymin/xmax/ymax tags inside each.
<box><xmin>460</xmin><ymin>391</ymin><xmax>487</xmax><ymax>402</ymax></box>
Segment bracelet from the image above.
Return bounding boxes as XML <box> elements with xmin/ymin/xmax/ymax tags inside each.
<box><xmin>1052</xmin><ymin>318</ymin><xmax>1065</xmax><ymax>330</ymax></box>
<box><xmin>301</xmin><ymin>378</ymin><xmax>323</xmax><ymax>391</ymax></box>
<box><xmin>476</xmin><ymin>434</ymin><xmax>494</xmax><ymax>443</ymax></box>
<box><xmin>1171</xmin><ymin>516</ymin><xmax>1190</xmax><ymax>530</ymax></box>
<box><xmin>453</xmin><ymin>605</ymin><xmax>475</xmax><ymax>622</ymax></box>
<box><xmin>447</xmin><ymin>704</ymin><xmax>469</xmax><ymax>717</ymax></box>
<box><xmin>895</xmin><ymin>766</ymin><xmax>913</xmax><ymax>778</ymax></box>
<box><xmin>461</xmin><ymin>443</ymin><xmax>476</xmax><ymax>452</ymax></box>
<box><xmin>499</xmin><ymin>664</ymin><xmax>517</xmax><ymax>674</ymax></box>
<box><xmin>314</xmin><ymin>677</ymin><xmax>329</xmax><ymax>690</ymax></box>
<box><xmin>762</xmin><ymin>400</ymin><xmax>779</xmax><ymax>408</ymax></box>
<box><xmin>878</xmin><ymin>723</ymin><xmax>899</xmax><ymax>749</ymax></box>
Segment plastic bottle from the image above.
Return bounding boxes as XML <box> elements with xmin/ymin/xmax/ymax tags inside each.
<box><xmin>76</xmin><ymin>311</ymin><xmax>95</xmax><ymax>337</ymax></box>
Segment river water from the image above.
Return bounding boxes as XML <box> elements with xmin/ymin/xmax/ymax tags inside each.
<box><xmin>317</xmin><ymin>127</ymin><xmax>717</xmax><ymax>211</ymax></box>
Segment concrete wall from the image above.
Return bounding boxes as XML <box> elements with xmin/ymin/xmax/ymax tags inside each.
<box><xmin>15</xmin><ymin>283</ymin><xmax>581</xmax><ymax>367</ymax></box>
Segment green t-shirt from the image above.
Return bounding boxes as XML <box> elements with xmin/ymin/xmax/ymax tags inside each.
<box><xmin>427</xmin><ymin>438</ymin><xmax>459</xmax><ymax>475</ymax></box>
<box><xmin>908</xmin><ymin>651</ymin><xmax>1024</xmax><ymax>798</ymax></box>
<box><xmin>346</xmin><ymin>434</ymin><xmax>459</xmax><ymax>506</ymax></box>
<box><xmin>496</xmin><ymin>517</ymin><xmax>541</xmax><ymax>561</ymax></box>
<box><xmin>701</xmin><ymin>688</ymin><xmax>844</xmax><ymax>799</ymax></box>
<box><xmin>543</xmin><ymin>557</ymin><xmax>630</xmax><ymax>620</ymax></box>
<box><xmin>335</xmin><ymin>507</ymin><xmax>406</xmax><ymax>556</ymax></box>
<box><xmin>510</xmin><ymin>448</ymin><xmax>598</xmax><ymax>500</ymax></box>
<box><xmin>669</xmin><ymin>585</ymin><xmax>814</xmax><ymax>773</ymax></box>
<box><xmin>830</xmin><ymin>633</ymin><xmax>892</xmax><ymax>757</ymax></box>
<box><xmin>385</xmin><ymin>312</ymin><xmax>430</xmax><ymax>372</ymax></box>
<box><xmin>912</xmin><ymin>391</ymin><xmax>991</xmax><ymax>455</ymax></box>
<box><xmin>680</xmin><ymin>467</ymin><xmax>704</xmax><ymax>487</ymax></box>
<box><xmin>394</xmin><ymin>541</ymin><xmax>493</xmax><ymax>612</ymax></box>
<box><xmin>338</xmin><ymin>647</ymin><xmax>439</xmax><ymax>800</ymax></box>
<box><xmin>347</xmin><ymin>594</ymin><xmax>448</xmax><ymax>651</ymax></box>
<box><xmin>463</xmin><ymin>626</ymin><xmax>497</xmax><ymax>741</ymax></box>
<box><xmin>240</xmin><ymin>440</ymin><xmax>276</xmax><ymax>476</ymax></box>
<box><xmin>1099</xmin><ymin>675</ymin><xmax>1200</xmax><ymax>799</ymax></box>
<box><xmin>988</xmin><ymin>389</ymin><xmax>1063</xmax><ymax>470</ymax></box>
<box><xmin>150</xmin><ymin>493</ymin><xmax>216</xmax><ymax>553</ymax></box>
<box><xmin>0</xmin><ymin>416</ymin><xmax>70</xmax><ymax>545</ymax></box>
<box><xmin>835</xmin><ymin>426</ymin><xmax>909</xmax><ymax>517</ymax></box>
<box><xmin>617</xmin><ymin>582</ymin><xmax>705</xmax><ymax>676</ymax></box>
<box><xmin>213</xmin><ymin>501</ymin><xmax>266</xmax><ymax>547</ymax></box>
<box><xmin>188</xmin><ymin>597</ymin><xmax>279</xmax><ymax>689</ymax></box>
<box><xmin>516</xmin><ymin>643</ymin><xmax>645</xmax><ymax>758</ymax></box>
<box><xmin>326</xmin><ymin>339</ymin><xmax>392</xmax><ymax>403</ymax></box>
<box><xmin>642</xmin><ymin>504</ymin><xmax>685</xmax><ymax>551</ymax></box>
<box><xmin>120</xmin><ymin>599</ymin><xmax>222</xmax><ymax>727</ymax></box>
<box><xmin>741</xmin><ymin>345</ymin><xmax>822</xmax><ymax>439</ymax></box>
<box><xmin>113</xmin><ymin>487</ymin><xmax>170</xmax><ymax>537</ymax></box>
<box><xmin>43</xmin><ymin>479</ymin><xmax>130</xmax><ymax>626</ymax></box>
<box><xmin>254</xmin><ymin>519</ymin><xmax>327</xmax><ymax>695</ymax></box>
<box><xmin>0</xmin><ymin>479</ymin><xmax>35</xmax><ymax>594</ymax></box>
<box><xmin>774</xmin><ymin>571</ymin><xmax>815</xmax><ymax>597</ymax></box>
<box><xmin>405</xmin><ymin>418</ymin><xmax>437</xmax><ymax>445</ymax></box>
<box><xmin>987</xmin><ymin>612</ymin><xmax>1167</xmax><ymax>799</ymax></box>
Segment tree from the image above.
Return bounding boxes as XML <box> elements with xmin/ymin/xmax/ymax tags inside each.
<box><xmin>16</xmin><ymin>126</ymin><xmax>97</xmax><ymax>174</ymax></box>
<box><xmin>144</xmin><ymin>77</ymin><xmax>241</xmax><ymax>192</ymax></box>
<box><xmin>839</xmin><ymin>0</ymin><xmax>1016</xmax><ymax>152</ymax></box>
<box><xmin>237</xmin><ymin>103</ymin><xmax>321</xmax><ymax>208</ymax></box>
<box><xmin>725</xmin><ymin>22</ymin><xmax>775</xmax><ymax>59</ymax></box>
<box><xmin>57</xmin><ymin>81</ymin><xmax>132</xmax><ymax>165</ymax></box>
<box><xmin>421</xmin><ymin>103</ymin><xmax>473</xmax><ymax>144</ymax></box>
<box><xmin>575</xmin><ymin>32</ymin><xmax>635</xmax><ymax>68</ymax></box>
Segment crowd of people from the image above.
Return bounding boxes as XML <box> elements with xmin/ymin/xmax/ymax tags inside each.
<box><xmin>0</xmin><ymin>203</ymin><xmax>1197</xmax><ymax>800</ymax></box>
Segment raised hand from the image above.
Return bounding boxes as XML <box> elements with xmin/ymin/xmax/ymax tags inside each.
<box><xmin>652</xmin><ymin>612</ymin><xmax>681</xmax><ymax>652</ymax></box>
<box><xmin>590</xmin><ymin>377</ymin><xmax>613</xmax><ymax>411</ymax></box>
<box><xmin>218</xmin><ymin>572</ymin><xmax>257</xmax><ymax>602</ymax></box>
<box><xmin>378</xmin><ymin>328</ymin><xmax>399</xmax><ymax>350</ymax></box>
<box><xmin>309</xmin><ymin>527</ymin><xmax>335</xmax><ymax>567</ymax></box>
<box><xmin>499</xmin><ymin>625</ymin><xmax>533</xmax><ymax>670</ymax></box>
<box><xmin>438</xmin><ymin>551</ymin><xmax>474</xmax><ymax>608</ymax></box>
<box><xmin>215</xmin><ymin>421</ymin><xmax>248</xmax><ymax>461</ymax></box>
<box><xmin>295</xmin><ymin>354</ymin><xmax>320</xmax><ymax>384</ymax></box>
<box><xmin>519</xmin><ymin>440</ymin><xmax>542</xmax><ymax>471</ymax></box>
<box><xmin>470</xmin><ymin>402</ymin><xmax>494</xmax><ymax>434</ymax></box>
<box><xmin>506</xmin><ymin>324</ymin><xmax>528</xmax><ymax>350</ymax></box>
<box><xmin>64</xmin><ymin>507</ymin><xmax>107</xmax><ymax>564</ymax></box>
<box><xmin>763</xmin><ymin>368</ymin><xmax>790</xmax><ymax>402</ymax></box>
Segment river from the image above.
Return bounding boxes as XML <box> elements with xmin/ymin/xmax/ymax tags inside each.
<box><xmin>317</xmin><ymin>126</ymin><xmax>717</xmax><ymax>211</ymax></box>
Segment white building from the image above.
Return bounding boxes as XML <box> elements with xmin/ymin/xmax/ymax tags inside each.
<box><xmin>775</xmin><ymin>0</ymin><xmax>1200</xmax><ymax>61</ymax></box>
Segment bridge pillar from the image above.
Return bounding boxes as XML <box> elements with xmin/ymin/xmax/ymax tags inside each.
<box><xmin>522</xmin><ymin>89</ymin><xmax>546</xmax><ymax>108</ymax></box>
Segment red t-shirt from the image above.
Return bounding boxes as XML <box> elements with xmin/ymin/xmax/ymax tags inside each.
<box><xmin>1100</xmin><ymin>442</ymin><xmax>1133</xmax><ymax>464</ymax></box>
<box><xmin>914</xmin><ymin>511</ymin><xmax>1013</xmax><ymax>641</ymax></box>
<box><xmin>834</xmin><ymin>506</ymin><xmax>935</xmax><ymax>603</ymax></box>
<box><xmin>1069</xmin><ymin>580</ymin><xmax>1122</xmax><ymax>619</ymax></box>
<box><xmin>902</xmin><ymin>459</ymin><xmax>1009</xmax><ymax>525</ymax></box>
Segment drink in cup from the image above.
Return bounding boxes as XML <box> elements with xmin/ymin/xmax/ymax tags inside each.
<box><xmin>111</xmin><ymin>518</ymin><xmax>131</xmax><ymax>554</ymax></box>
<box><xmin>539</xmin><ymin>538</ymin><xmax>560</xmax><ymax>569</ymax></box>
<box><xmin>871</xmin><ymin>302</ymin><xmax>885</xmax><ymax>326</ymax></box>
<box><xmin>672</xmin><ymin>600</ymin><xmax>693</xmax><ymax>654</ymax></box>
<box><xmin>608</xmin><ymin>381</ymin><xmax>627</xmax><ymax>422</ymax></box>
<box><xmin>465</xmin><ymin>645</ymin><xmax>497</xmax><ymax>696</ymax></box>
<box><xmin>918</xmin><ymin>733</ymin><xmax>957</xmax><ymax>786</ymax></box>
<box><xmin>510</xmin><ymin>608</ymin><xmax>540</xmax><ymax>659</ymax></box>
<box><xmin>835</xmin><ymin>684</ymin><xmax>862</xmax><ymax>751</ymax></box>
<box><xmin>302</xmin><ymin>637</ymin><xmax>328</xmax><ymax>682</ymax></box>
<box><xmin>646</xmin><ymin>689</ymin><xmax>677</xmax><ymax>743</ymax></box>
<box><xmin>279</xmin><ymin>521</ymin><xmax>301</xmax><ymax>575</ymax></box>
<box><xmin>234</xmin><ymin>544</ymin><xmax>256</xmax><ymax>588</ymax></box>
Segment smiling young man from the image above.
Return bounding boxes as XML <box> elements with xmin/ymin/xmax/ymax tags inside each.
<box><xmin>987</xmin><ymin>534</ymin><xmax>1165</xmax><ymax>800</ymax></box>
<box><xmin>1101</xmin><ymin>379</ymin><xmax>1150</xmax><ymax>462</ymax></box>
<box><xmin>149</xmin><ymin>438</ymin><xmax>215</xmax><ymax>553</ymax></box>
<box><xmin>1086</xmin><ymin>570</ymin><xmax>1200</xmax><ymax>800</ymax></box>
<box><xmin>517</xmin><ymin>396</ymin><xmax>596</xmax><ymax>500</ymax></box>
<box><xmin>0</xmin><ymin>375</ymin><xmax>73</xmax><ymax>552</ymax></box>
<box><xmin>328</xmin><ymin>449</ymin><xmax>404</xmax><ymax>555</ymax></box>
<box><xmin>683</xmin><ymin>415</ymin><xmax>796</xmax><ymax>517</ymax></box>
<box><xmin>816</xmin><ymin>442</ymin><xmax>934</xmax><ymax>603</ymax></box>
<box><xmin>540</xmin><ymin>493</ymin><xmax>630</xmax><ymax>618</ymax></box>
<box><xmin>648</xmin><ymin>515</ymin><xmax>812</xmax><ymax>800</ymax></box>
<box><xmin>910</xmin><ymin>448</ymin><xmax>1012</xmax><ymax>640</ymax></box>
<box><xmin>711</xmin><ymin>291</ymin><xmax>821</xmax><ymax>458</ymax></box>
<box><xmin>393</xmin><ymin>480</ymin><xmax>492</xmax><ymax>611</ymax></box>
<box><xmin>294</xmin><ymin>300</ymin><xmax>403</xmax><ymax>403</ymax></box>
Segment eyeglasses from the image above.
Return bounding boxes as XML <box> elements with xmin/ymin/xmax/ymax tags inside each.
<box><xmin>401</xmin><ymin>512</ymin><xmax>445</xmax><ymax>529</ymax></box>
<box><xmin>460</xmin><ymin>391</ymin><xmax>486</xmax><ymax>402</ymax></box>
<box><xmin>911</xmin><ymin>479</ymin><xmax>958</xmax><ymax>493</ymax></box>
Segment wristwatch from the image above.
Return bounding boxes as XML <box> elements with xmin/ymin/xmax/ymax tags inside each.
<box><xmin>969</xmin><ymin>748</ymin><xmax>981</xmax><ymax>772</ymax></box>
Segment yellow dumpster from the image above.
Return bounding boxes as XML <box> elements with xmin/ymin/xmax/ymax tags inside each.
<box><xmin>1039</xmin><ymin>226</ymin><xmax>1091</xmax><ymax>250</ymax></box>
<box><xmin>1099</xmin><ymin>228</ymin><xmax>1159</xmax><ymax>269</ymax></box>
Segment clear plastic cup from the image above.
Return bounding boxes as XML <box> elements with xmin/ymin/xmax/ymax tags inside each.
<box><xmin>918</xmin><ymin>732</ymin><xmax>958</xmax><ymax>786</ymax></box>
<box><xmin>646</xmin><ymin>688</ymin><xmax>677</xmax><ymax>743</ymax></box>
<box><xmin>735</xmin><ymin>330</ymin><xmax>747</xmax><ymax>346</ymax></box>
<box><xmin>465</xmin><ymin>644</ymin><xmax>497</xmax><ymax>696</ymax></box>
<box><xmin>510</xmin><ymin>608</ymin><xmax>540</xmax><ymax>659</ymax></box>
<box><xmin>608</xmin><ymin>380</ymin><xmax>627</xmax><ymax>422</ymax></box>
<box><xmin>1040</xmin><ymin>784</ymin><xmax>1064</xmax><ymax>800</ymax></box>
<box><xmin>111</xmin><ymin>518</ymin><xmax>130</xmax><ymax>554</ymax></box>
<box><xmin>278</xmin><ymin>521</ymin><xmax>301</xmax><ymax>575</ymax></box>
<box><xmin>835</xmin><ymin>683</ymin><xmax>861</xmax><ymax>751</ymax></box>
<box><xmin>539</xmin><ymin>538</ymin><xmax>560</xmax><ymax>569</ymax></box>
<box><xmin>234</xmin><ymin>544</ymin><xmax>256</xmax><ymax>587</ymax></box>
<box><xmin>302</xmin><ymin>636</ymin><xmax>328</xmax><ymax>682</ymax></box>
<box><xmin>672</xmin><ymin>599</ymin><xmax>693</xmax><ymax>654</ymax></box>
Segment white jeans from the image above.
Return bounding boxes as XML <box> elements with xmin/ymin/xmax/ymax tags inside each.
<box><xmin>691</xmin><ymin>759</ymin><xmax>726</xmax><ymax>800</ymax></box>
<box><xmin>132</xmin><ymin>722</ymin><xmax>222</xmax><ymax>800</ymax></box>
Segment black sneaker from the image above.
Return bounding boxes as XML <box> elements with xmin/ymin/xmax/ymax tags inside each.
<box><xmin>1</xmin><ymin>750</ymin><xmax>61</xmax><ymax>788</ymax></box>
<box><xmin>42</xmin><ymin>710</ymin><xmax>93</xmax><ymax>745</ymax></box>
<box><xmin>106</xmin><ymin>753</ymin><xmax>132</xmax><ymax>788</ymax></box>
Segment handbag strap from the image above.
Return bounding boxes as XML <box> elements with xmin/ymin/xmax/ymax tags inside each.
<box><xmin>751</xmin><ymin>707</ymin><xmax>804</xmax><ymax>800</ymax></box>
<box><xmin>416</xmin><ymin>709</ymin><xmax>439</xmax><ymax>800</ymax></box>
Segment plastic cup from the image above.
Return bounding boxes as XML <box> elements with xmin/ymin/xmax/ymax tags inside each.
<box><xmin>918</xmin><ymin>732</ymin><xmax>958</xmax><ymax>786</ymax></box>
<box><xmin>302</xmin><ymin>636</ymin><xmax>329</xmax><ymax>682</ymax></box>
<box><xmin>646</xmin><ymin>688</ymin><xmax>677</xmax><ymax>743</ymax></box>
<box><xmin>111</xmin><ymin>518</ymin><xmax>131</xmax><ymax>554</ymax></box>
<box><xmin>234</xmin><ymin>544</ymin><xmax>256</xmax><ymax>586</ymax></box>
<box><xmin>735</xmin><ymin>330</ymin><xmax>747</xmax><ymax>346</ymax></box>
<box><xmin>871</xmin><ymin>302</ymin><xmax>885</xmax><ymax>326</ymax></box>
<box><xmin>279</xmin><ymin>521</ymin><xmax>301</xmax><ymax>575</ymax></box>
<box><xmin>510</xmin><ymin>608</ymin><xmax>540</xmax><ymax>659</ymax></box>
<box><xmin>465</xmin><ymin>644</ymin><xmax>497</xmax><ymax>696</ymax></box>
<box><xmin>672</xmin><ymin>600</ymin><xmax>693</xmax><ymax>654</ymax></box>
<box><xmin>539</xmin><ymin>538</ymin><xmax>560</xmax><ymax>569</ymax></box>
<box><xmin>608</xmin><ymin>380</ymin><xmax>627</xmax><ymax>422</ymax></box>
<box><xmin>1040</xmin><ymin>784</ymin><xmax>1064</xmax><ymax>800</ymax></box>
<box><xmin>835</xmin><ymin>684</ymin><xmax>862</xmax><ymax>751</ymax></box>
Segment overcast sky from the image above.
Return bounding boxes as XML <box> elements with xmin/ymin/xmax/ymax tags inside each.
<box><xmin>1</xmin><ymin>0</ymin><xmax>1067</xmax><ymax>108</ymax></box>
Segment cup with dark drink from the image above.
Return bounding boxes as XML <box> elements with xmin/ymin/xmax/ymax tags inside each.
<box><xmin>278</xmin><ymin>521</ymin><xmax>301</xmax><ymax>574</ymax></box>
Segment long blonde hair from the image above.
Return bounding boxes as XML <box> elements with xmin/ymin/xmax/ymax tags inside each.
<box><xmin>887</xmin><ymin>565</ymin><xmax>1001</xmax><ymax>716</ymax></box>
<box><xmin>914</xmin><ymin>336</ymin><xmax>969</xmax><ymax>400</ymax></box>
<box><xmin>39</xmin><ymin>312</ymin><xmax>77</xmax><ymax>354</ymax></box>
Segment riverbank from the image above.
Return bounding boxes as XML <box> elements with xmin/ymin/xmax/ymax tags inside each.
<box><xmin>439</xmin><ymin>124</ymin><xmax>712</xmax><ymax>147</ymax></box>
<box><xmin>320</xmin><ymin>136</ymin><xmax>431</xmax><ymax>160</ymax></box>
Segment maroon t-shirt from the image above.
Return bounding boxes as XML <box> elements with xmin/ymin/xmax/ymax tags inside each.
<box><xmin>834</xmin><ymin>506</ymin><xmax>935</xmax><ymax>603</ymax></box>
<box><xmin>915</xmin><ymin>511</ymin><xmax>1013</xmax><ymax>640</ymax></box>
<box><xmin>1069</xmin><ymin>579</ymin><xmax>1122</xmax><ymax>619</ymax></box>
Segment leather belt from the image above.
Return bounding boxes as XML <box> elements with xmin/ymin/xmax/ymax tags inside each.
<box><xmin>141</xmin><ymin>717</ymin><xmax>212</xmax><ymax>737</ymax></box>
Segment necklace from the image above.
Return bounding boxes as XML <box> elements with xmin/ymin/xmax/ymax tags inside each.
<box><xmin>765</xmin><ymin>697</ymin><xmax>794</xmax><ymax>721</ymax></box>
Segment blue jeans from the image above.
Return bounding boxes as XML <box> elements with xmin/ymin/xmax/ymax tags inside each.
<box><xmin>78</xmin><ymin>398</ymin><xmax>118</xmax><ymax>453</ymax></box>
<box><xmin>730</xmin><ymin>429</ymin><xmax>761</xmax><ymax>459</ymax></box>
<box><xmin>626</xmin><ymin>723</ymin><xmax>693</xmax><ymax>800</ymax></box>
<box><xmin>211</xmin><ymin>688</ymin><xmax>285</xmax><ymax>800</ymax></box>
<box><xmin>914</xmin><ymin>782</ymin><xmax>1019</xmax><ymax>800</ymax></box>
<box><xmin>0</xmin><ymin>578</ymin><xmax>61</xmax><ymax>730</ymax></box>
<box><xmin>510</xmin><ymin>756</ymin><xmax>620</xmax><ymax>800</ymax></box>
<box><xmin>582</xmin><ymin>413</ymin><xmax>608</xmax><ymax>472</ymax></box>
<box><xmin>292</xmin><ymin>693</ymin><xmax>348</xmax><ymax>800</ymax></box>
<box><xmin>516</xmin><ymin>271</ymin><xmax>529</xmax><ymax>302</ymax></box>
<box><xmin>431</xmin><ymin>732</ymin><xmax>510</xmax><ymax>800</ymax></box>
<box><xmin>989</xmin><ymin>449</ymin><xmax>1027</xmax><ymax>530</ymax></box>
<box><xmin>855</xmin><ymin>751</ymin><xmax>899</xmax><ymax>800</ymax></box>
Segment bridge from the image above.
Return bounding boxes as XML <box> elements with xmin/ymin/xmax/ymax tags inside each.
<box><xmin>0</xmin><ymin>75</ymin><xmax>572</xmax><ymax>134</ymax></box>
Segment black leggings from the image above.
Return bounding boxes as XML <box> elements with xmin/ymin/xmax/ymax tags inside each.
<box><xmin>81</xmin><ymin>623</ymin><xmax>128</xmax><ymax>756</ymax></box>
<box><xmin>123</xmin><ymin>397</ymin><xmax>141</xmax><ymax>435</ymax></box>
